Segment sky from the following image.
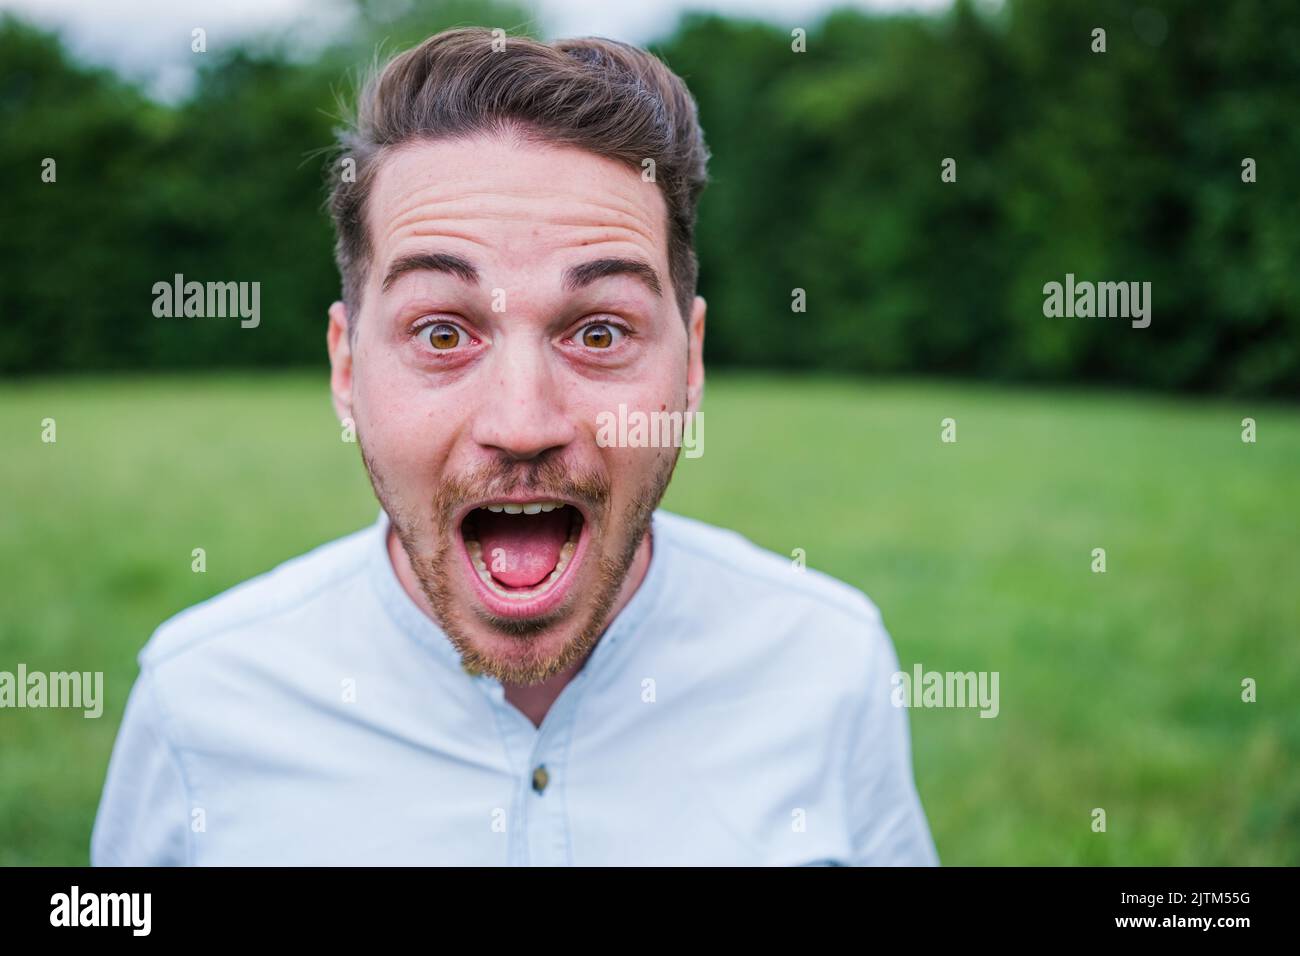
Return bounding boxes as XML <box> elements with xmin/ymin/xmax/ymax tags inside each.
<box><xmin>1</xmin><ymin>0</ymin><xmax>953</xmax><ymax>99</ymax></box>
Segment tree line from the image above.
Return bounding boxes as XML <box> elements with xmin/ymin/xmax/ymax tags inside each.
<box><xmin>1</xmin><ymin>0</ymin><xmax>1295</xmax><ymax>395</ymax></box>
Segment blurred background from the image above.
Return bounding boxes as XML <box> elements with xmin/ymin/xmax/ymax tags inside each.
<box><xmin>1</xmin><ymin>0</ymin><xmax>1297</xmax><ymax>865</ymax></box>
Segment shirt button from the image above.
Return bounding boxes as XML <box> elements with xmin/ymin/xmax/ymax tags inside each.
<box><xmin>532</xmin><ymin>765</ymin><xmax>549</xmax><ymax>794</ymax></box>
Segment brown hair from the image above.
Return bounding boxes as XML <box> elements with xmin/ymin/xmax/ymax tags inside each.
<box><xmin>328</xmin><ymin>27</ymin><xmax>710</xmax><ymax>326</ymax></box>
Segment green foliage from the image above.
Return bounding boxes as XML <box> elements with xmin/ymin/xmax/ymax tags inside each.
<box><xmin>1</xmin><ymin>1</ymin><xmax>1297</xmax><ymax>394</ymax></box>
<box><xmin>656</xmin><ymin>0</ymin><xmax>1300</xmax><ymax>395</ymax></box>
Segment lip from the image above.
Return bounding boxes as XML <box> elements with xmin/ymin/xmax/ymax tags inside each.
<box><xmin>456</xmin><ymin>498</ymin><xmax>592</xmax><ymax>620</ymax></box>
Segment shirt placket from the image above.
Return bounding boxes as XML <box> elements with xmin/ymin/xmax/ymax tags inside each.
<box><xmin>475</xmin><ymin>672</ymin><xmax>585</xmax><ymax>867</ymax></box>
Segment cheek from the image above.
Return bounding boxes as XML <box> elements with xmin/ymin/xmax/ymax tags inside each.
<box><xmin>354</xmin><ymin>377</ymin><xmax>458</xmax><ymax>488</ymax></box>
<box><xmin>577</xmin><ymin>375</ymin><xmax>685</xmax><ymax>492</ymax></box>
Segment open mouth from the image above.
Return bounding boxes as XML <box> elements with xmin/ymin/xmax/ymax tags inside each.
<box><xmin>459</xmin><ymin>501</ymin><xmax>588</xmax><ymax>617</ymax></box>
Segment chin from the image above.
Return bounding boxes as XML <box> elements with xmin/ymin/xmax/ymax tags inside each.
<box><xmin>424</xmin><ymin>496</ymin><xmax>617</xmax><ymax>684</ymax></box>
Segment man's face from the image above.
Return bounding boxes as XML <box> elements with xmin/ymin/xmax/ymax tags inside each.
<box><xmin>328</xmin><ymin>132</ymin><xmax>705</xmax><ymax>685</ymax></box>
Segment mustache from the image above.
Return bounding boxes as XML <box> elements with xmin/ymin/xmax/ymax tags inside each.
<box><xmin>432</xmin><ymin>456</ymin><xmax>611</xmax><ymax>533</ymax></box>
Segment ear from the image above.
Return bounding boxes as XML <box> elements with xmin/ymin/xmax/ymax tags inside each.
<box><xmin>327</xmin><ymin>300</ymin><xmax>354</xmax><ymax>424</ymax></box>
<box><xmin>686</xmin><ymin>295</ymin><xmax>706</xmax><ymax>414</ymax></box>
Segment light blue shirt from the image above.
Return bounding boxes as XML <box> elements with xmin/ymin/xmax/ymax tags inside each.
<box><xmin>92</xmin><ymin>509</ymin><xmax>939</xmax><ymax>866</ymax></box>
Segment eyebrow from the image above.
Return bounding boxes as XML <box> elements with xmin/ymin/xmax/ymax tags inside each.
<box><xmin>382</xmin><ymin>252</ymin><xmax>479</xmax><ymax>292</ymax></box>
<box><xmin>564</xmin><ymin>257</ymin><xmax>663</xmax><ymax>299</ymax></box>
<box><xmin>380</xmin><ymin>251</ymin><xmax>663</xmax><ymax>299</ymax></box>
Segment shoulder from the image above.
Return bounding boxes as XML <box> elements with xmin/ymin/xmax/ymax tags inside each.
<box><xmin>650</xmin><ymin>510</ymin><xmax>897</xmax><ymax>682</ymax></box>
<box><xmin>139</xmin><ymin>520</ymin><xmax>379</xmax><ymax>672</ymax></box>
<box><xmin>653</xmin><ymin>509</ymin><xmax>886</xmax><ymax>630</ymax></box>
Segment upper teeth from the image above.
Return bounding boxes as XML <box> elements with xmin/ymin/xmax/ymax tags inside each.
<box><xmin>482</xmin><ymin>502</ymin><xmax>563</xmax><ymax>514</ymax></box>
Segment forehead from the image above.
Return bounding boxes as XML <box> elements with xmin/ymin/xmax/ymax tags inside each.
<box><xmin>365</xmin><ymin>133</ymin><xmax>670</xmax><ymax>283</ymax></box>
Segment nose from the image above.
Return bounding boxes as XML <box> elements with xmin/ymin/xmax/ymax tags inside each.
<box><xmin>471</xmin><ymin>338</ymin><xmax>577</xmax><ymax>461</ymax></box>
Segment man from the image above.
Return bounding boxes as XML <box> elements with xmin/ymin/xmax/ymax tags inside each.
<box><xmin>92</xmin><ymin>27</ymin><xmax>938</xmax><ymax>866</ymax></box>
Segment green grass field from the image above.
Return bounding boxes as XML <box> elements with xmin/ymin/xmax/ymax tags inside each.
<box><xmin>1</xmin><ymin>372</ymin><xmax>1297</xmax><ymax>865</ymax></box>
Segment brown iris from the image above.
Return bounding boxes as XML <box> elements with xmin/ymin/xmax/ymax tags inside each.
<box><xmin>581</xmin><ymin>324</ymin><xmax>614</xmax><ymax>348</ymax></box>
<box><xmin>427</xmin><ymin>323</ymin><xmax>460</xmax><ymax>350</ymax></box>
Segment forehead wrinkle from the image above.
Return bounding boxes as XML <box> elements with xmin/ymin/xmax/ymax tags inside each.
<box><xmin>386</xmin><ymin>228</ymin><xmax>493</xmax><ymax>251</ymax></box>
<box><xmin>403</xmin><ymin>185</ymin><xmax>657</xmax><ymax>222</ymax></box>
<box><xmin>391</xmin><ymin>221</ymin><xmax>660</xmax><ymax>259</ymax></box>
<box><xmin>382</xmin><ymin>195</ymin><xmax>663</xmax><ymax>253</ymax></box>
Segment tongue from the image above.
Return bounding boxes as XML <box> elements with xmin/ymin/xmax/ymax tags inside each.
<box><xmin>473</xmin><ymin>508</ymin><xmax>571</xmax><ymax>588</ymax></box>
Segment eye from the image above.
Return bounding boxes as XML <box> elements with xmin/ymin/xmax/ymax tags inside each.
<box><xmin>573</xmin><ymin>322</ymin><xmax>625</xmax><ymax>350</ymax></box>
<box><xmin>418</xmin><ymin>321</ymin><xmax>467</xmax><ymax>351</ymax></box>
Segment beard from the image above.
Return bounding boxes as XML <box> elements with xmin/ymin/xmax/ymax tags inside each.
<box><xmin>359</xmin><ymin>438</ymin><xmax>679</xmax><ymax>685</ymax></box>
